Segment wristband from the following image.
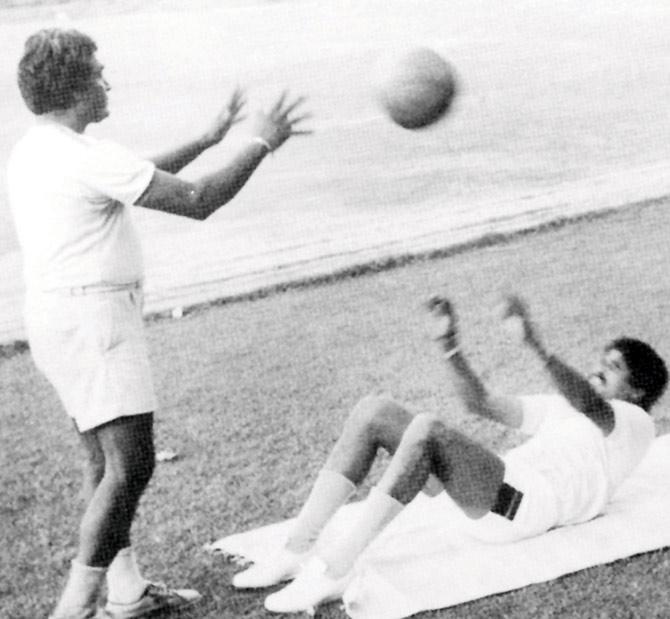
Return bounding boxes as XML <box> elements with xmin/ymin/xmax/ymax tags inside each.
<box><xmin>250</xmin><ymin>136</ymin><xmax>272</xmax><ymax>153</ymax></box>
<box><xmin>443</xmin><ymin>346</ymin><xmax>460</xmax><ymax>360</ymax></box>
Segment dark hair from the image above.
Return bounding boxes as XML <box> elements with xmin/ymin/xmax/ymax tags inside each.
<box><xmin>17</xmin><ymin>28</ymin><xmax>97</xmax><ymax>114</ymax></box>
<box><xmin>608</xmin><ymin>337</ymin><xmax>668</xmax><ymax>410</ymax></box>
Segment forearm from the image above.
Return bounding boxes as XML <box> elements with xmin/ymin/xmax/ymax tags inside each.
<box><xmin>190</xmin><ymin>141</ymin><xmax>270</xmax><ymax>218</ymax></box>
<box><xmin>139</xmin><ymin>89</ymin><xmax>308</xmax><ymax>219</ymax></box>
<box><xmin>525</xmin><ymin>335</ymin><xmax>588</xmax><ymax>406</ymax></box>
<box><xmin>428</xmin><ymin>296</ymin><xmax>522</xmax><ymax>427</ymax></box>
<box><xmin>527</xmin><ymin>339</ymin><xmax>614</xmax><ymax>433</ymax></box>
<box><xmin>137</xmin><ymin>140</ymin><xmax>270</xmax><ymax>220</ymax></box>
<box><xmin>439</xmin><ymin>343</ymin><xmax>494</xmax><ymax>419</ymax></box>
<box><xmin>150</xmin><ymin>134</ymin><xmax>217</xmax><ymax>174</ymax></box>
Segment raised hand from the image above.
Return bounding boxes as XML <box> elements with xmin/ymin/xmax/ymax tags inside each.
<box><xmin>252</xmin><ymin>91</ymin><xmax>312</xmax><ymax>152</ymax></box>
<box><xmin>426</xmin><ymin>296</ymin><xmax>459</xmax><ymax>349</ymax></box>
<box><xmin>204</xmin><ymin>87</ymin><xmax>247</xmax><ymax>145</ymax></box>
<box><xmin>498</xmin><ymin>294</ymin><xmax>536</xmax><ymax>346</ymax></box>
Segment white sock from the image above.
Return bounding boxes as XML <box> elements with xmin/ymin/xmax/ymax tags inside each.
<box><xmin>285</xmin><ymin>469</ymin><xmax>356</xmax><ymax>553</ymax></box>
<box><xmin>320</xmin><ymin>486</ymin><xmax>403</xmax><ymax>578</ymax></box>
<box><xmin>106</xmin><ymin>547</ymin><xmax>148</xmax><ymax>604</ymax></box>
<box><xmin>52</xmin><ymin>560</ymin><xmax>106</xmax><ymax>616</ymax></box>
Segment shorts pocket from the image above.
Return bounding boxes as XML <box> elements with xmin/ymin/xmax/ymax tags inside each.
<box><xmin>80</xmin><ymin>294</ymin><xmax>128</xmax><ymax>354</ymax></box>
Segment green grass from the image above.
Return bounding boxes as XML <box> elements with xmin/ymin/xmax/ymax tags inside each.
<box><xmin>3</xmin><ymin>198</ymin><xmax>670</xmax><ymax>618</ymax></box>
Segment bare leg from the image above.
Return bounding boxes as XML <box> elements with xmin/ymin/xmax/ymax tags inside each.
<box><xmin>286</xmin><ymin>396</ymin><xmax>413</xmax><ymax>549</ymax></box>
<box><xmin>319</xmin><ymin>414</ymin><xmax>504</xmax><ymax>579</ymax></box>
<box><xmin>71</xmin><ymin>415</ymin><xmax>201</xmax><ymax>612</ymax></box>
<box><xmin>263</xmin><ymin>405</ymin><xmax>508</xmax><ymax>612</ymax></box>
<box><xmin>378</xmin><ymin>413</ymin><xmax>504</xmax><ymax>516</ymax></box>
<box><xmin>52</xmin><ymin>414</ymin><xmax>155</xmax><ymax>616</ymax></box>
<box><xmin>77</xmin><ymin>426</ymin><xmax>105</xmax><ymax>506</ymax></box>
<box><xmin>76</xmin><ymin>413</ymin><xmax>155</xmax><ymax>567</ymax></box>
<box><xmin>323</xmin><ymin>395</ymin><xmax>415</xmax><ymax>482</ymax></box>
<box><xmin>262</xmin><ymin>410</ymin><xmax>506</xmax><ymax>612</ymax></box>
<box><xmin>78</xmin><ymin>423</ymin><xmax>152</xmax><ymax>603</ymax></box>
<box><xmin>233</xmin><ymin>396</ymin><xmax>416</xmax><ymax>589</ymax></box>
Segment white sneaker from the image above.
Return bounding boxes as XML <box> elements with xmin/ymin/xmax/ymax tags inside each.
<box><xmin>263</xmin><ymin>556</ymin><xmax>351</xmax><ymax>614</ymax></box>
<box><xmin>232</xmin><ymin>547</ymin><xmax>309</xmax><ymax>589</ymax></box>
<box><xmin>102</xmin><ymin>582</ymin><xmax>201</xmax><ymax>618</ymax></box>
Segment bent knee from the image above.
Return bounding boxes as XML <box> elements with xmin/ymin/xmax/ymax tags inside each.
<box><xmin>404</xmin><ymin>413</ymin><xmax>448</xmax><ymax>444</ymax></box>
<box><xmin>349</xmin><ymin>395</ymin><xmax>411</xmax><ymax>431</ymax></box>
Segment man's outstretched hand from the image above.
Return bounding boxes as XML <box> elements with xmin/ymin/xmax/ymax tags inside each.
<box><xmin>253</xmin><ymin>91</ymin><xmax>312</xmax><ymax>152</ymax></box>
<box><xmin>203</xmin><ymin>87</ymin><xmax>247</xmax><ymax>146</ymax></box>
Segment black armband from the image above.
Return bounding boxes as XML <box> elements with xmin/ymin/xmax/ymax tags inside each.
<box><xmin>491</xmin><ymin>482</ymin><xmax>524</xmax><ymax>521</ymax></box>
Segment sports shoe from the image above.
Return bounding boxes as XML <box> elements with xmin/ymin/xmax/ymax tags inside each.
<box><xmin>263</xmin><ymin>556</ymin><xmax>351</xmax><ymax>614</ymax></box>
<box><xmin>232</xmin><ymin>547</ymin><xmax>310</xmax><ymax>589</ymax></box>
<box><xmin>102</xmin><ymin>582</ymin><xmax>201</xmax><ymax>618</ymax></box>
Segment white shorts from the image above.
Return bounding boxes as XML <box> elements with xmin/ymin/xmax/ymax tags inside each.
<box><xmin>459</xmin><ymin>452</ymin><xmax>561</xmax><ymax>544</ymax></box>
<box><xmin>25</xmin><ymin>286</ymin><xmax>158</xmax><ymax>433</ymax></box>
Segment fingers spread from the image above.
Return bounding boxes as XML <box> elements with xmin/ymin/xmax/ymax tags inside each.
<box><xmin>228</xmin><ymin>87</ymin><xmax>246</xmax><ymax>110</ymax></box>
<box><xmin>271</xmin><ymin>90</ymin><xmax>289</xmax><ymax>114</ymax></box>
<box><xmin>288</xmin><ymin>111</ymin><xmax>312</xmax><ymax>125</ymax></box>
<box><xmin>282</xmin><ymin>95</ymin><xmax>307</xmax><ymax>117</ymax></box>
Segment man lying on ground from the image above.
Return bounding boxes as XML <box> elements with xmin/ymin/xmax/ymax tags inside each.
<box><xmin>231</xmin><ymin>294</ymin><xmax>668</xmax><ymax>614</ymax></box>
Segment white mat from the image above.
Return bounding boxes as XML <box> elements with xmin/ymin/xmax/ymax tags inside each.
<box><xmin>208</xmin><ymin>434</ymin><xmax>670</xmax><ymax>618</ymax></box>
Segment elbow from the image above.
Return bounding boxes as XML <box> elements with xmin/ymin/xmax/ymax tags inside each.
<box><xmin>187</xmin><ymin>183</ymin><xmax>234</xmax><ymax>221</ymax></box>
<box><xmin>183</xmin><ymin>184</ymin><xmax>213</xmax><ymax>221</ymax></box>
<box><xmin>190</xmin><ymin>209</ymin><xmax>210</xmax><ymax>222</ymax></box>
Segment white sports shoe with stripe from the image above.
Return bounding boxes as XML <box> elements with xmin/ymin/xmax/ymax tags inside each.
<box><xmin>263</xmin><ymin>556</ymin><xmax>351</xmax><ymax>614</ymax></box>
<box><xmin>102</xmin><ymin>583</ymin><xmax>201</xmax><ymax>618</ymax></box>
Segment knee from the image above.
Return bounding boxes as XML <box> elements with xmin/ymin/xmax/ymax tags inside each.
<box><xmin>403</xmin><ymin>413</ymin><xmax>445</xmax><ymax>447</ymax></box>
<box><xmin>348</xmin><ymin>395</ymin><xmax>405</xmax><ymax>436</ymax></box>
<box><xmin>107</xmin><ymin>449</ymin><xmax>155</xmax><ymax>492</ymax></box>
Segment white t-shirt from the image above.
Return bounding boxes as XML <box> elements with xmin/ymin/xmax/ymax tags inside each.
<box><xmin>505</xmin><ymin>394</ymin><xmax>655</xmax><ymax>525</ymax></box>
<box><xmin>7</xmin><ymin>123</ymin><xmax>156</xmax><ymax>291</ymax></box>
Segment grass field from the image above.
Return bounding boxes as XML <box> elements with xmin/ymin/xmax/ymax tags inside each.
<box><xmin>3</xmin><ymin>197</ymin><xmax>670</xmax><ymax>618</ymax></box>
<box><xmin>2</xmin><ymin>2</ymin><xmax>670</xmax><ymax>617</ymax></box>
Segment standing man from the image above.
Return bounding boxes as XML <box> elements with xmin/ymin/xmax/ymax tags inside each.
<box><xmin>231</xmin><ymin>295</ymin><xmax>667</xmax><ymax>614</ymax></box>
<box><xmin>7</xmin><ymin>28</ymin><xmax>310</xmax><ymax>619</ymax></box>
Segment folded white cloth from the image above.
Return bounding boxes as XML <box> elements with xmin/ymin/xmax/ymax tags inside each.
<box><xmin>208</xmin><ymin>434</ymin><xmax>670</xmax><ymax>618</ymax></box>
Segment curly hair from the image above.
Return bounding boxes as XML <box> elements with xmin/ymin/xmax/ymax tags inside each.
<box><xmin>608</xmin><ymin>337</ymin><xmax>669</xmax><ymax>411</ymax></box>
<box><xmin>17</xmin><ymin>28</ymin><xmax>97</xmax><ymax>114</ymax></box>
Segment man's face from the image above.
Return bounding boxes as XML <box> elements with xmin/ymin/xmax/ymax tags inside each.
<box><xmin>588</xmin><ymin>347</ymin><xmax>641</xmax><ymax>405</ymax></box>
<box><xmin>75</xmin><ymin>55</ymin><xmax>110</xmax><ymax>123</ymax></box>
